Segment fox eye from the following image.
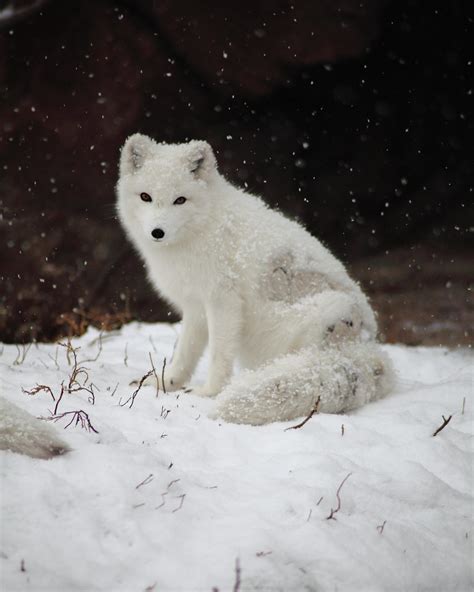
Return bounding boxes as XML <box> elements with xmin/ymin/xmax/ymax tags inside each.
<box><xmin>140</xmin><ymin>192</ymin><xmax>152</xmax><ymax>202</ymax></box>
<box><xmin>173</xmin><ymin>196</ymin><xmax>187</xmax><ymax>205</ymax></box>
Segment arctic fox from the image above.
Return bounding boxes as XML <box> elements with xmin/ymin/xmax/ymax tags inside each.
<box><xmin>0</xmin><ymin>397</ymin><xmax>70</xmax><ymax>459</ymax></box>
<box><xmin>117</xmin><ymin>134</ymin><xmax>393</xmax><ymax>425</ymax></box>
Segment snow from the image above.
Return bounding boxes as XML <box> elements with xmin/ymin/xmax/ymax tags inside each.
<box><xmin>1</xmin><ymin>322</ymin><xmax>473</xmax><ymax>591</ymax></box>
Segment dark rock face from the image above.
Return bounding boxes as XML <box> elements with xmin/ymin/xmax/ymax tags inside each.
<box><xmin>146</xmin><ymin>0</ymin><xmax>382</xmax><ymax>98</ymax></box>
<box><xmin>0</xmin><ymin>0</ymin><xmax>471</xmax><ymax>344</ymax></box>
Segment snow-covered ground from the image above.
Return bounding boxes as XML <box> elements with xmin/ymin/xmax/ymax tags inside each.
<box><xmin>1</xmin><ymin>322</ymin><xmax>472</xmax><ymax>592</ymax></box>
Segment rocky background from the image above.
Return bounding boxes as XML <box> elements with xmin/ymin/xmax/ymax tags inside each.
<box><xmin>0</xmin><ymin>0</ymin><xmax>472</xmax><ymax>345</ymax></box>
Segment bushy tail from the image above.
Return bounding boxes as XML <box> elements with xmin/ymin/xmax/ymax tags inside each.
<box><xmin>0</xmin><ymin>397</ymin><xmax>70</xmax><ymax>459</ymax></box>
<box><xmin>213</xmin><ymin>343</ymin><xmax>394</xmax><ymax>426</ymax></box>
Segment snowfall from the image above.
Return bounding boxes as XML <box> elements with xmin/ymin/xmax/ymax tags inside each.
<box><xmin>0</xmin><ymin>322</ymin><xmax>472</xmax><ymax>592</ymax></box>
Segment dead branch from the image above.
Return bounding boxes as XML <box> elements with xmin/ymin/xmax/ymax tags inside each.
<box><xmin>88</xmin><ymin>384</ymin><xmax>97</xmax><ymax>405</ymax></box>
<box><xmin>53</xmin><ymin>384</ymin><xmax>65</xmax><ymax>415</ymax></box>
<box><xmin>161</xmin><ymin>357</ymin><xmax>167</xmax><ymax>394</ymax></box>
<box><xmin>13</xmin><ymin>343</ymin><xmax>32</xmax><ymax>365</ymax></box>
<box><xmin>156</xmin><ymin>479</ymin><xmax>180</xmax><ymax>509</ymax></box>
<box><xmin>160</xmin><ymin>406</ymin><xmax>171</xmax><ymax>419</ymax></box>
<box><xmin>172</xmin><ymin>494</ymin><xmax>186</xmax><ymax>513</ymax></box>
<box><xmin>326</xmin><ymin>472</ymin><xmax>352</xmax><ymax>520</ymax></box>
<box><xmin>233</xmin><ymin>558</ymin><xmax>241</xmax><ymax>592</ymax></box>
<box><xmin>46</xmin><ymin>346</ymin><xmax>60</xmax><ymax>370</ymax></box>
<box><xmin>81</xmin><ymin>331</ymin><xmax>104</xmax><ymax>363</ymax></box>
<box><xmin>43</xmin><ymin>410</ymin><xmax>99</xmax><ymax>433</ymax></box>
<box><xmin>23</xmin><ymin>341</ymin><xmax>94</xmax><ymax>415</ymax></box>
<box><xmin>432</xmin><ymin>414</ymin><xmax>453</xmax><ymax>437</ymax></box>
<box><xmin>120</xmin><ymin>370</ymin><xmax>153</xmax><ymax>408</ymax></box>
<box><xmin>285</xmin><ymin>396</ymin><xmax>321</xmax><ymax>431</ymax></box>
<box><xmin>58</xmin><ymin>341</ymin><xmax>94</xmax><ymax>398</ymax></box>
<box><xmin>123</xmin><ymin>343</ymin><xmax>129</xmax><ymax>367</ymax></box>
<box><xmin>22</xmin><ymin>384</ymin><xmax>56</xmax><ymax>402</ymax></box>
<box><xmin>136</xmin><ymin>474</ymin><xmax>154</xmax><ymax>490</ymax></box>
<box><xmin>149</xmin><ymin>352</ymin><xmax>160</xmax><ymax>397</ymax></box>
<box><xmin>376</xmin><ymin>520</ymin><xmax>387</xmax><ymax>534</ymax></box>
<box><xmin>148</xmin><ymin>335</ymin><xmax>157</xmax><ymax>353</ymax></box>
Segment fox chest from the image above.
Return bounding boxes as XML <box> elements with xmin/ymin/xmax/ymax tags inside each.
<box><xmin>145</xmin><ymin>253</ymin><xmax>218</xmax><ymax>309</ymax></box>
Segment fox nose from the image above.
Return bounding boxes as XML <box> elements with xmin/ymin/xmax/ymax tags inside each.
<box><xmin>151</xmin><ymin>228</ymin><xmax>165</xmax><ymax>240</ymax></box>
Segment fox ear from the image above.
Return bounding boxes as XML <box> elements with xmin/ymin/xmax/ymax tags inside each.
<box><xmin>120</xmin><ymin>133</ymin><xmax>155</xmax><ymax>175</ymax></box>
<box><xmin>185</xmin><ymin>141</ymin><xmax>217</xmax><ymax>179</ymax></box>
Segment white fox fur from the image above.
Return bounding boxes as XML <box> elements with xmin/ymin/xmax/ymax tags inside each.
<box><xmin>116</xmin><ymin>134</ymin><xmax>393</xmax><ymax>425</ymax></box>
<box><xmin>0</xmin><ymin>397</ymin><xmax>70</xmax><ymax>459</ymax></box>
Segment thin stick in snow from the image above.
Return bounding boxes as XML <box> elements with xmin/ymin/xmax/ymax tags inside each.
<box><xmin>148</xmin><ymin>335</ymin><xmax>157</xmax><ymax>353</ymax></box>
<box><xmin>432</xmin><ymin>414</ymin><xmax>453</xmax><ymax>437</ymax></box>
<box><xmin>123</xmin><ymin>343</ymin><xmax>129</xmax><ymax>367</ymax></box>
<box><xmin>23</xmin><ymin>384</ymin><xmax>56</xmax><ymax>402</ymax></box>
<box><xmin>462</xmin><ymin>397</ymin><xmax>466</xmax><ymax>415</ymax></box>
<box><xmin>284</xmin><ymin>396</ymin><xmax>321</xmax><ymax>431</ymax></box>
<box><xmin>148</xmin><ymin>352</ymin><xmax>160</xmax><ymax>397</ymax></box>
<box><xmin>135</xmin><ymin>474</ymin><xmax>154</xmax><ymax>489</ymax></box>
<box><xmin>47</xmin><ymin>346</ymin><xmax>60</xmax><ymax>370</ymax></box>
<box><xmin>161</xmin><ymin>357</ymin><xmax>167</xmax><ymax>394</ymax></box>
<box><xmin>172</xmin><ymin>494</ymin><xmax>186</xmax><ymax>513</ymax></box>
<box><xmin>376</xmin><ymin>520</ymin><xmax>387</xmax><ymax>534</ymax></box>
<box><xmin>326</xmin><ymin>472</ymin><xmax>352</xmax><ymax>520</ymax></box>
<box><xmin>120</xmin><ymin>370</ymin><xmax>153</xmax><ymax>408</ymax></box>
<box><xmin>233</xmin><ymin>558</ymin><xmax>241</xmax><ymax>592</ymax></box>
<box><xmin>14</xmin><ymin>343</ymin><xmax>32</xmax><ymax>365</ymax></box>
<box><xmin>44</xmin><ymin>409</ymin><xmax>99</xmax><ymax>433</ymax></box>
<box><xmin>81</xmin><ymin>331</ymin><xmax>104</xmax><ymax>363</ymax></box>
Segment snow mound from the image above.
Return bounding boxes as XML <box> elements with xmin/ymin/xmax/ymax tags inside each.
<box><xmin>1</xmin><ymin>323</ymin><xmax>472</xmax><ymax>591</ymax></box>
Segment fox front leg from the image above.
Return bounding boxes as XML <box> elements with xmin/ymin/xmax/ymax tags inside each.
<box><xmin>165</xmin><ymin>306</ymin><xmax>208</xmax><ymax>390</ymax></box>
<box><xmin>143</xmin><ymin>306</ymin><xmax>207</xmax><ymax>391</ymax></box>
<box><xmin>187</xmin><ymin>294</ymin><xmax>242</xmax><ymax>397</ymax></box>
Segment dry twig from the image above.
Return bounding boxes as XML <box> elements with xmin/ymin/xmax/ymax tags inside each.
<box><xmin>233</xmin><ymin>558</ymin><xmax>241</xmax><ymax>592</ymax></box>
<box><xmin>44</xmin><ymin>410</ymin><xmax>99</xmax><ymax>433</ymax></box>
<box><xmin>23</xmin><ymin>384</ymin><xmax>56</xmax><ymax>402</ymax></box>
<box><xmin>285</xmin><ymin>396</ymin><xmax>321</xmax><ymax>431</ymax></box>
<box><xmin>120</xmin><ymin>370</ymin><xmax>153</xmax><ymax>408</ymax></box>
<box><xmin>326</xmin><ymin>472</ymin><xmax>352</xmax><ymax>520</ymax></box>
<box><xmin>123</xmin><ymin>343</ymin><xmax>129</xmax><ymax>367</ymax></box>
<box><xmin>432</xmin><ymin>415</ymin><xmax>453</xmax><ymax>437</ymax></box>
<box><xmin>161</xmin><ymin>357</ymin><xmax>167</xmax><ymax>394</ymax></box>
<box><xmin>13</xmin><ymin>343</ymin><xmax>32</xmax><ymax>365</ymax></box>
<box><xmin>80</xmin><ymin>331</ymin><xmax>104</xmax><ymax>363</ymax></box>
<box><xmin>136</xmin><ymin>474</ymin><xmax>154</xmax><ymax>490</ymax></box>
<box><xmin>149</xmin><ymin>352</ymin><xmax>160</xmax><ymax>397</ymax></box>
<box><xmin>376</xmin><ymin>520</ymin><xmax>387</xmax><ymax>534</ymax></box>
<box><xmin>172</xmin><ymin>494</ymin><xmax>186</xmax><ymax>513</ymax></box>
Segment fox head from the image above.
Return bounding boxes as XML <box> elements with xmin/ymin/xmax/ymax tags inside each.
<box><xmin>116</xmin><ymin>134</ymin><xmax>218</xmax><ymax>248</ymax></box>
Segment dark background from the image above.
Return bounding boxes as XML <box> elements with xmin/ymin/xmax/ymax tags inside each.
<box><xmin>0</xmin><ymin>0</ymin><xmax>472</xmax><ymax>345</ymax></box>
